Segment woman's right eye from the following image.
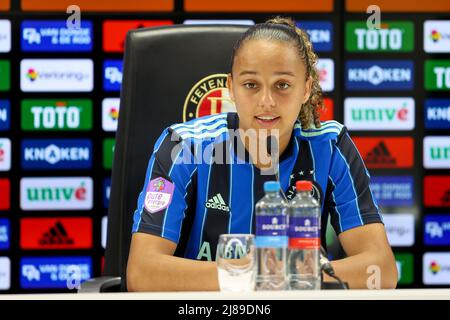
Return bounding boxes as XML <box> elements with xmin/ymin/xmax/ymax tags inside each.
<box><xmin>244</xmin><ymin>83</ymin><xmax>257</xmax><ymax>89</ymax></box>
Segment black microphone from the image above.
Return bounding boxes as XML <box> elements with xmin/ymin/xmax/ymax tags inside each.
<box><xmin>266</xmin><ymin>135</ymin><xmax>288</xmax><ymax>202</ymax></box>
<box><xmin>320</xmin><ymin>247</ymin><xmax>348</xmax><ymax>289</ymax></box>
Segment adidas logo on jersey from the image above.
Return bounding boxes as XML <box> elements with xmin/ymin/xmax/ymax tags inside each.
<box><xmin>205</xmin><ymin>193</ymin><xmax>230</xmax><ymax>212</ymax></box>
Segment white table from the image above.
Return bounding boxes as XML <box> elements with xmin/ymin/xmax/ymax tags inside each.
<box><xmin>0</xmin><ymin>289</ymin><xmax>449</xmax><ymax>300</ymax></box>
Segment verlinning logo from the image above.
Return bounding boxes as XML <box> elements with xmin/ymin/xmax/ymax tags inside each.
<box><xmin>205</xmin><ymin>193</ymin><xmax>230</xmax><ymax>212</ymax></box>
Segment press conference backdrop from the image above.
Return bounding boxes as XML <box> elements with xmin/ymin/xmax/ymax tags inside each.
<box><xmin>0</xmin><ymin>0</ymin><xmax>449</xmax><ymax>293</ymax></box>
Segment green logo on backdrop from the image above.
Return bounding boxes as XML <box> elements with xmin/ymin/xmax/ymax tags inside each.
<box><xmin>346</xmin><ymin>21</ymin><xmax>413</xmax><ymax>52</ymax></box>
<box><xmin>21</xmin><ymin>99</ymin><xmax>92</xmax><ymax>131</ymax></box>
<box><xmin>0</xmin><ymin>60</ymin><xmax>10</xmax><ymax>91</ymax></box>
<box><xmin>425</xmin><ymin>60</ymin><xmax>450</xmax><ymax>91</ymax></box>
<box><xmin>103</xmin><ymin>138</ymin><xmax>115</xmax><ymax>170</ymax></box>
<box><xmin>395</xmin><ymin>253</ymin><xmax>413</xmax><ymax>285</ymax></box>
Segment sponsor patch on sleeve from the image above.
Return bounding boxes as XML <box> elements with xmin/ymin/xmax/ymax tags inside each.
<box><xmin>144</xmin><ymin>177</ymin><xmax>174</xmax><ymax>213</ymax></box>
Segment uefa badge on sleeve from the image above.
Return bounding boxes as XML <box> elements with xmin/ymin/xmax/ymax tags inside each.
<box><xmin>144</xmin><ymin>177</ymin><xmax>174</xmax><ymax>213</ymax></box>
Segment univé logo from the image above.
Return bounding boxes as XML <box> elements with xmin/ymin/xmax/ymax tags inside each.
<box><xmin>20</xmin><ymin>177</ymin><xmax>93</xmax><ymax>210</ymax></box>
<box><xmin>344</xmin><ymin>97</ymin><xmax>414</xmax><ymax>131</ymax></box>
<box><xmin>183</xmin><ymin>74</ymin><xmax>236</xmax><ymax>122</ymax></box>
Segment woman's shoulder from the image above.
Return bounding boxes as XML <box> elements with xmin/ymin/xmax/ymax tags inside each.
<box><xmin>295</xmin><ymin>120</ymin><xmax>346</xmax><ymax>143</ymax></box>
<box><xmin>167</xmin><ymin>113</ymin><xmax>230</xmax><ymax>141</ymax></box>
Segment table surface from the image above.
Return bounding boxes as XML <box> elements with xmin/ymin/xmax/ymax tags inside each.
<box><xmin>0</xmin><ymin>289</ymin><xmax>450</xmax><ymax>300</ymax></box>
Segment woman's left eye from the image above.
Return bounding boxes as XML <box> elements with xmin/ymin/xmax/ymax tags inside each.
<box><xmin>277</xmin><ymin>83</ymin><xmax>290</xmax><ymax>90</ymax></box>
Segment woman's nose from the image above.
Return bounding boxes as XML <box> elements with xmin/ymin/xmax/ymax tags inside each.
<box><xmin>257</xmin><ymin>88</ymin><xmax>276</xmax><ymax>109</ymax></box>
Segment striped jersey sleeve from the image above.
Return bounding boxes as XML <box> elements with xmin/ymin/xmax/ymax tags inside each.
<box><xmin>131</xmin><ymin>127</ymin><xmax>197</xmax><ymax>244</ymax></box>
<box><xmin>326</xmin><ymin>126</ymin><xmax>383</xmax><ymax>234</ymax></box>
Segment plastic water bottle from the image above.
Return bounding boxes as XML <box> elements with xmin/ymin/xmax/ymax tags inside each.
<box><xmin>255</xmin><ymin>181</ymin><xmax>288</xmax><ymax>290</ymax></box>
<box><xmin>288</xmin><ymin>180</ymin><xmax>321</xmax><ymax>290</ymax></box>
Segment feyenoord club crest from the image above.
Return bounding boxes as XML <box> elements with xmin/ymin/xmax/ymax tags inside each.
<box><xmin>183</xmin><ymin>74</ymin><xmax>236</xmax><ymax>122</ymax></box>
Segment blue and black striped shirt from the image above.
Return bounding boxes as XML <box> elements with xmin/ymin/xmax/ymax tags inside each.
<box><xmin>132</xmin><ymin>112</ymin><xmax>382</xmax><ymax>261</ymax></box>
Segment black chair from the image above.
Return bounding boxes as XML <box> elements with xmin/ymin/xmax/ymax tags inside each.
<box><xmin>79</xmin><ymin>24</ymin><xmax>248</xmax><ymax>292</ymax></box>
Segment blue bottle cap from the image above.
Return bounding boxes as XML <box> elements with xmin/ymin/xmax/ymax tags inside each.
<box><xmin>264</xmin><ymin>181</ymin><xmax>280</xmax><ymax>193</ymax></box>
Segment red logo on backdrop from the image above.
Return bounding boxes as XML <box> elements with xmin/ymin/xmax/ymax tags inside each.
<box><xmin>0</xmin><ymin>179</ymin><xmax>10</xmax><ymax>210</ymax></box>
<box><xmin>424</xmin><ymin>176</ymin><xmax>450</xmax><ymax>207</ymax></box>
<box><xmin>352</xmin><ymin>137</ymin><xmax>414</xmax><ymax>169</ymax></box>
<box><xmin>320</xmin><ymin>98</ymin><xmax>334</xmax><ymax>121</ymax></box>
<box><xmin>20</xmin><ymin>217</ymin><xmax>92</xmax><ymax>250</ymax></box>
<box><xmin>103</xmin><ymin>20</ymin><xmax>173</xmax><ymax>52</ymax></box>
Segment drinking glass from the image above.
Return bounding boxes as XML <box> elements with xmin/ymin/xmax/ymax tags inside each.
<box><xmin>216</xmin><ymin>234</ymin><xmax>256</xmax><ymax>292</ymax></box>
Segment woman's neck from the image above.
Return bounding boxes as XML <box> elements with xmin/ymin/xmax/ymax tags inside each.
<box><xmin>239</xmin><ymin>128</ymin><xmax>292</xmax><ymax>170</ymax></box>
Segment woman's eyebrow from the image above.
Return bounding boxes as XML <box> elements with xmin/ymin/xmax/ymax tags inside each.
<box><xmin>238</xmin><ymin>70</ymin><xmax>296</xmax><ymax>77</ymax></box>
<box><xmin>238</xmin><ymin>70</ymin><xmax>258</xmax><ymax>76</ymax></box>
<box><xmin>274</xmin><ymin>71</ymin><xmax>296</xmax><ymax>77</ymax></box>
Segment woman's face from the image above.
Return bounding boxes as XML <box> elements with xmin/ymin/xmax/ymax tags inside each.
<box><xmin>227</xmin><ymin>39</ymin><xmax>312</xmax><ymax>140</ymax></box>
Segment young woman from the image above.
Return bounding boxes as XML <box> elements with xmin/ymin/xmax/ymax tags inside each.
<box><xmin>127</xmin><ymin>17</ymin><xmax>398</xmax><ymax>291</ymax></box>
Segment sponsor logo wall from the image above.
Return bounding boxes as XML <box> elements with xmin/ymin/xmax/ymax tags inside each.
<box><xmin>0</xmin><ymin>0</ymin><xmax>449</xmax><ymax>293</ymax></box>
<box><xmin>343</xmin><ymin>12</ymin><xmax>450</xmax><ymax>289</ymax></box>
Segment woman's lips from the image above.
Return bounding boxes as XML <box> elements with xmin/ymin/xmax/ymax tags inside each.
<box><xmin>254</xmin><ymin>116</ymin><xmax>280</xmax><ymax>128</ymax></box>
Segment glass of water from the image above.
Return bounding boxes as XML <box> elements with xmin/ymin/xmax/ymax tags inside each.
<box><xmin>216</xmin><ymin>234</ymin><xmax>256</xmax><ymax>292</ymax></box>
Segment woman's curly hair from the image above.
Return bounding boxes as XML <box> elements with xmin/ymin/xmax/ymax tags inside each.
<box><xmin>230</xmin><ymin>16</ymin><xmax>324</xmax><ymax>129</ymax></box>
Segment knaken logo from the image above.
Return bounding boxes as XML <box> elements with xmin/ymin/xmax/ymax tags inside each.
<box><xmin>346</xmin><ymin>60</ymin><xmax>414</xmax><ymax>90</ymax></box>
<box><xmin>424</xmin><ymin>215</ymin><xmax>450</xmax><ymax>246</ymax></box>
<box><xmin>344</xmin><ymin>97</ymin><xmax>415</xmax><ymax>130</ymax></box>
<box><xmin>423</xmin><ymin>136</ymin><xmax>450</xmax><ymax>169</ymax></box>
<box><xmin>183</xmin><ymin>74</ymin><xmax>236</xmax><ymax>122</ymax></box>
<box><xmin>103</xmin><ymin>60</ymin><xmax>123</xmax><ymax>91</ymax></box>
<box><xmin>296</xmin><ymin>21</ymin><xmax>333</xmax><ymax>52</ymax></box>
<box><xmin>20</xmin><ymin>59</ymin><xmax>93</xmax><ymax>92</ymax></box>
<box><xmin>21</xmin><ymin>139</ymin><xmax>92</xmax><ymax>169</ymax></box>
<box><xmin>425</xmin><ymin>99</ymin><xmax>450</xmax><ymax>129</ymax></box>
<box><xmin>21</xmin><ymin>20</ymin><xmax>93</xmax><ymax>52</ymax></box>
<box><xmin>20</xmin><ymin>257</ymin><xmax>92</xmax><ymax>289</ymax></box>
<box><xmin>370</xmin><ymin>176</ymin><xmax>414</xmax><ymax>207</ymax></box>
<box><xmin>20</xmin><ymin>177</ymin><xmax>93</xmax><ymax>210</ymax></box>
<box><xmin>424</xmin><ymin>21</ymin><xmax>450</xmax><ymax>53</ymax></box>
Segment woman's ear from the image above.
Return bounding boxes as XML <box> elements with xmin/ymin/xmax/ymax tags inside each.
<box><xmin>227</xmin><ymin>73</ymin><xmax>235</xmax><ymax>102</ymax></box>
<box><xmin>303</xmin><ymin>75</ymin><xmax>313</xmax><ymax>104</ymax></box>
